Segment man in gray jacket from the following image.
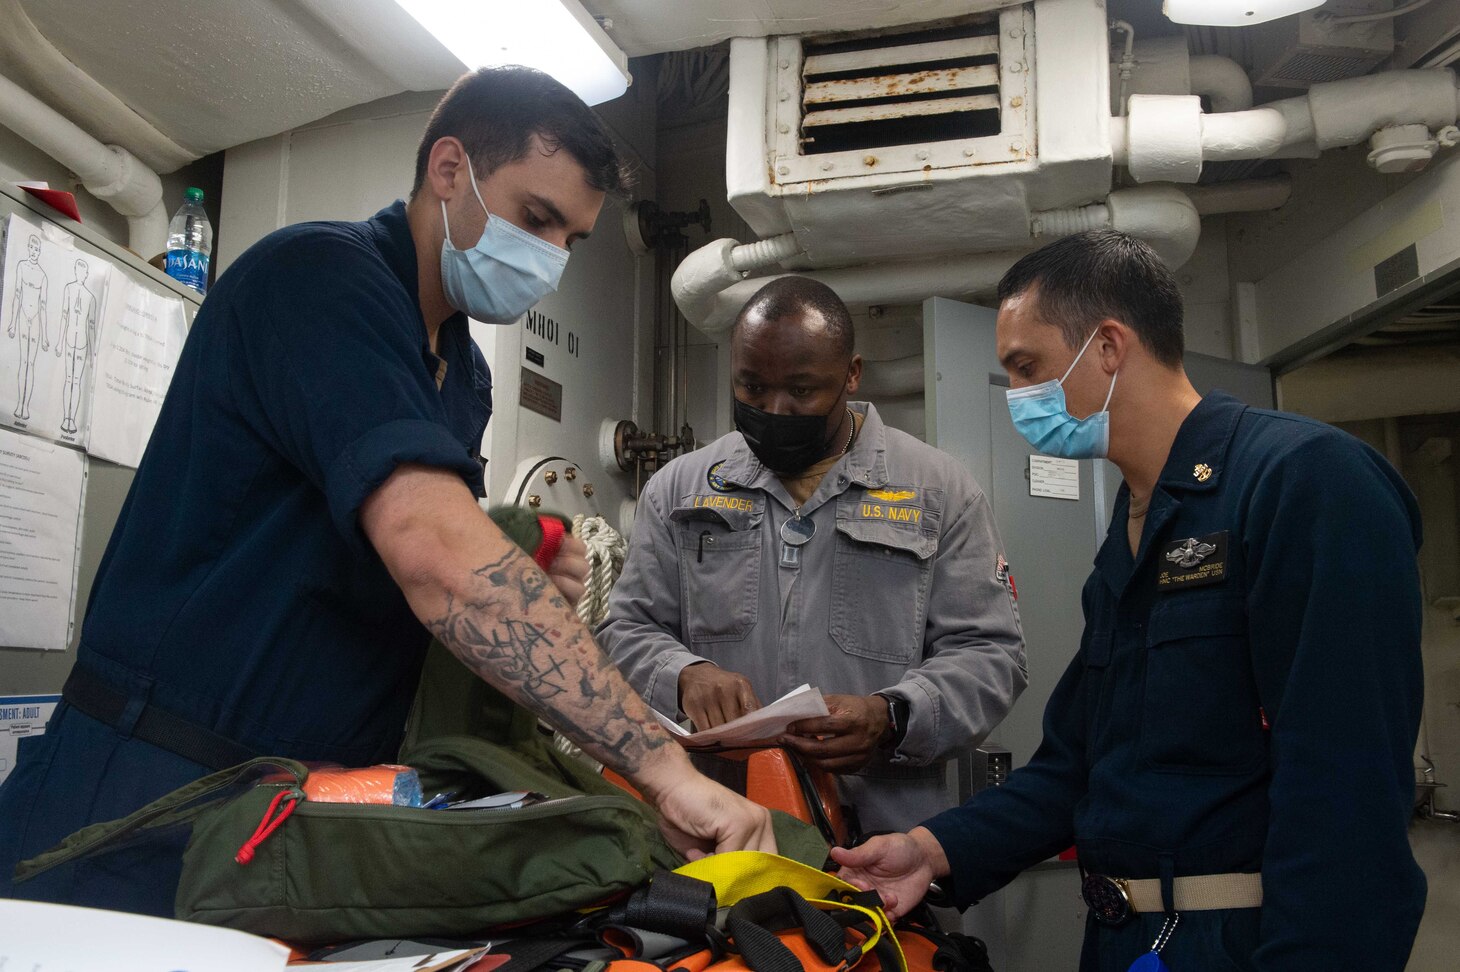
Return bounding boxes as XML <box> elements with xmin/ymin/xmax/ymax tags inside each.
<box><xmin>600</xmin><ymin>277</ymin><xmax>1027</xmax><ymax>831</ymax></box>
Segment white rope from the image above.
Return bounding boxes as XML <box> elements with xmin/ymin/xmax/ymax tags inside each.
<box><xmin>552</xmin><ymin>514</ymin><xmax>627</xmax><ymax>768</ymax></box>
<box><xmin>571</xmin><ymin>513</ymin><xmax>627</xmax><ymax>630</ymax></box>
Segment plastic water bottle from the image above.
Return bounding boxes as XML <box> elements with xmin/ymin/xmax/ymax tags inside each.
<box><xmin>165</xmin><ymin>187</ymin><xmax>213</xmax><ymax>295</ymax></box>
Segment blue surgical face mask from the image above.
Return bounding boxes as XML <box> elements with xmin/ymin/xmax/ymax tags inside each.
<box><xmin>1005</xmin><ymin>329</ymin><xmax>1118</xmax><ymax>459</ymax></box>
<box><xmin>439</xmin><ymin>156</ymin><xmax>570</xmax><ymax>324</ymax></box>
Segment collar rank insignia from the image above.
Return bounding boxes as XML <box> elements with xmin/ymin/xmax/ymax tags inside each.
<box><xmin>1157</xmin><ymin>531</ymin><xmax>1228</xmax><ymax>590</ymax></box>
<box><xmin>707</xmin><ymin>460</ymin><xmax>735</xmax><ymax>493</ymax></box>
<box><xmin>1193</xmin><ymin>463</ymin><xmax>1213</xmax><ymax>482</ymax></box>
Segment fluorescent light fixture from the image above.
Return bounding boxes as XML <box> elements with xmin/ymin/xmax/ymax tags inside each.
<box><xmin>395</xmin><ymin>0</ymin><xmax>630</xmax><ymax>105</ymax></box>
<box><xmin>1164</xmin><ymin>0</ymin><xmax>1325</xmax><ymax>26</ymax></box>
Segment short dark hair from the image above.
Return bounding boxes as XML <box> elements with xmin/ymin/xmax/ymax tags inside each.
<box><xmin>733</xmin><ymin>276</ymin><xmax>855</xmax><ymax>359</ymax></box>
<box><xmin>997</xmin><ymin>230</ymin><xmax>1185</xmax><ymax>366</ymax></box>
<box><xmin>412</xmin><ymin>66</ymin><xmax>633</xmax><ymax>197</ymax></box>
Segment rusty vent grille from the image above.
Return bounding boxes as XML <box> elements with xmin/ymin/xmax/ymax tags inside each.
<box><xmin>799</xmin><ymin>20</ymin><xmax>1002</xmax><ymax>156</ymax></box>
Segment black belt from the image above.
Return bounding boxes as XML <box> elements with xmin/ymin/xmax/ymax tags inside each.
<box><xmin>62</xmin><ymin>663</ymin><xmax>260</xmax><ymax>771</ymax></box>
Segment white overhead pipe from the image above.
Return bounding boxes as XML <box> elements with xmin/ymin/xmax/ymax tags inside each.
<box><xmin>1113</xmin><ymin>68</ymin><xmax>1460</xmax><ymax>182</ymax></box>
<box><xmin>673</xmin><ymin>185</ymin><xmax>1201</xmax><ymax>334</ymax></box>
<box><xmin>676</xmin><ymin>246</ymin><xmax>1024</xmax><ymax>336</ymax></box>
<box><xmin>858</xmin><ymin>354</ymin><xmax>924</xmax><ymax>400</ymax></box>
<box><xmin>1179</xmin><ymin>176</ymin><xmax>1292</xmax><ymax>216</ymax></box>
<box><xmin>0</xmin><ymin>73</ymin><xmax>167</xmax><ymax>257</ymax></box>
<box><xmin>1188</xmin><ymin>55</ymin><xmax>1253</xmax><ymax>113</ymax></box>
<box><xmin>1110</xmin><ymin>20</ymin><xmax>1136</xmax><ymax>117</ymax></box>
<box><xmin>0</xmin><ymin>0</ymin><xmax>195</xmax><ymax>173</ymax></box>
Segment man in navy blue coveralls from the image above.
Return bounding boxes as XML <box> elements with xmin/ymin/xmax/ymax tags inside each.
<box><xmin>835</xmin><ymin>230</ymin><xmax>1426</xmax><ymax>970</ymax></box>
<box><xmin>0</xmin><ymin>67</ymin><xmax>775</xmax><ymax>915</ymax></box>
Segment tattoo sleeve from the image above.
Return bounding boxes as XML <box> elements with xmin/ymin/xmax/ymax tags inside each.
<box><xmin>424</xmin><ymin>543</ymin><xmax>673</xmax><ymax>776</ymax></box>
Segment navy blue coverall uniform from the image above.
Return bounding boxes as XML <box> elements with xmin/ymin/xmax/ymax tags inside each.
<box><xmin>922</xmin><ymin>392</ymin><xmax>1426</xmax><ymax>970</ymax></box>
<box><xmin>0</xmin><ymin>202</ymin><xmax>491</xmax><ymax>914</ymax></box>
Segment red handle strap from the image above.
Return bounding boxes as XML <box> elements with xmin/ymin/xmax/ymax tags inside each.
<box><xmin>534</xmin><ymin>515</ymin><xmax>567</xmax><ymax>572</ymax></box>
<box><xmin>235</xmin><ymin>789</ymin><xmax>300</xmax><ymax>865</ymax></box>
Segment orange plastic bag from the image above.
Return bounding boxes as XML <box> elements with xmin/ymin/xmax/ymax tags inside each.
<box><xmin>300</xmin><ymin>764</ymin><xmax>421</xmax><ymax>805</ymax></box>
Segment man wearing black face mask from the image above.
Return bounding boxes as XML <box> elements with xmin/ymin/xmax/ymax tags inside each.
<box><xmin>600</xmin><ymin>276</ymin><xmax>1027</xmax><ymax>831</ymax></box>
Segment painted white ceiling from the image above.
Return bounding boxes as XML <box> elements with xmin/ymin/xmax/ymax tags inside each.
<box><xmin>0</xmin><ymin>0</ymin><xmax>1016</xmax><ymax>174</ymax></box>
<box><xmin>4</xmin><ymin>0</ymin><xmax>464</xmax><ymax>171</ymax></box>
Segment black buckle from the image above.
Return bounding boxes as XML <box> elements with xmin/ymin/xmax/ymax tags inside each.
<box><xmin>1080</xmin><ymin>873</ymin><xmax>1134</xmax><ymax>926</ymax></box>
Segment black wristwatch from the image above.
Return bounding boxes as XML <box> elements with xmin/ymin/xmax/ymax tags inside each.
<box><xmin>875</xmin><ymin>693</ymin><xmax>910</xmax><ymax>748</ymax></box>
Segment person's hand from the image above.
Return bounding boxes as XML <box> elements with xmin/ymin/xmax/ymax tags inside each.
<box><xmin>830</xmin><ymin>828</ymin><xmax>948</xmax><ymax>920</ymax></box>
<box><xmin>780</xmin><ymin>694</ymin><xmax>890</xmax><ymax>773</ymax></box>
<box><xmin>545</xmin><ymin>534</ymin><xmax>589</xmax><ymax>607</ymax></box>
<box><xmin>679</xmin><ymin>662</ymin><xmax>761</xmax><ymax>730</ymax></box>
<box><xmin>647</xmin><ymin>769</ymin><xmax>778</xmax><ymax>860</ymax></box>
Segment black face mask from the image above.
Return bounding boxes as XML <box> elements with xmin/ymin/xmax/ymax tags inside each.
<box><xmin>734</xmin><ymin>398</ymin><xmax>840</xmax><ymax>474</ymax></box>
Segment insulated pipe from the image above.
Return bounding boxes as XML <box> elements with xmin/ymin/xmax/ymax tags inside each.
<box><xmin>1199</xmin><ymin>108</ymin><xmax>1290</xmax><ymax>160</ymax></box>
<box><xmin>1189</xmin><ymin>55</ymin><xmax>1253</xmax><ymax>113</ymax></box>
<box><xmin>731</xmin><ymin>233</ymin><xmax>800</xmax><ymax>272</ymax></box>
<box><xmin>0</xmin><ymin>72</ymin><xmax>166</xmax><ymax>256</ymax></box>
<box><xmin>676</xmin><ymin>248</ymin><xmax>1024</xmax><ymax>336</ymax></box>
<box><xmin>0</xmin><ymin>0</ymin><xmax>194</xmax><ymax>173</ymax></box>
<box><xmin>1179</xmin><ymin>176</ymin><xmax>1292</xmax><ymax>216</ymax></box>
<box><xmin>675</xmin><ymin>186</ymin><xmax>1202</xmax><ymax>334</ymax></box>
<box><xmin>858</xmin><ymin>354</ymin><xmax>924</xmax><ymax>400</ymax></box>
<box><xmin>1113</xmin><ymin>69</ymin><xmax>1460</xmax><ymax>181</ymax></box>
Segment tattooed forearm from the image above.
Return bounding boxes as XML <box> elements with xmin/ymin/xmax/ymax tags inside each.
<box><xmin>426</xmin><ymin>544</ymin><xmax>671</xmax><ymax>775</ymax></box>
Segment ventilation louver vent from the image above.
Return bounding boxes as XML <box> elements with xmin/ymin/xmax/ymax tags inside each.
<box><xmin>799</xmin><ymin>21</ymin><xmax>1003</xmax><ymax>156</ymax></box>
<box><xmin>1263</xmin><ymin>51</ymin><xmax>1384</xmax><ymax>86</ymax></box>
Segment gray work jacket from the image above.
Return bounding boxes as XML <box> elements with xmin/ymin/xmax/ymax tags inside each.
<box><xmin>599</xmin><ymin>403</ymin><xmax>1027</xmax><ymax>830</ymax></box>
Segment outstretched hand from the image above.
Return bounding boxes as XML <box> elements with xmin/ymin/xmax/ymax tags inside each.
<box><xmin>830</xmin><ymin>827</ymin><xmax>949</xmax><ymax>920</ymax></box>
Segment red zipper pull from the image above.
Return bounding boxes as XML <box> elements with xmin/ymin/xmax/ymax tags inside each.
<box><xmin>235</xmin><ymin>788</ymin><xmax>302</xmax><ymax>865</ymax></box>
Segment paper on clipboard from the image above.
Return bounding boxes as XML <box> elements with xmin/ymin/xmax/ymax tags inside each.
<box><xmin>652</xmin><ymin>683</ymin><xmax>829</xmax><ymax>749</ymax></box>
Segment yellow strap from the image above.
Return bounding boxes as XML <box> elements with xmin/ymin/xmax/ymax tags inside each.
<box><xmin>675</xmin><ymin>850</ymin><xmax>855</xmax><ymax>905</ymax></box>
<box><xmin>675</xmin><ymin>852</ymin><xmax>906</xmax><ymax>972</ymax></box>
<box><xmin>809</xmin><ymin>896</ymin><xmax>905</xmax><ymax>971</ymax></box>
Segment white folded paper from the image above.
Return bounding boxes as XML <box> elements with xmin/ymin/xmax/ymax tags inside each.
<box><xmin>653</xmin><ymin>683</ymin><xmax>829</xmax><ymax>749</ymax></box>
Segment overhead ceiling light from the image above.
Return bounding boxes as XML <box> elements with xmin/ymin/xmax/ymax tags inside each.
<box><xmin>1164</xmin><ymin>0</ymin><xmax>1325</xmax><ymax>27</ymax></box>
<box><xmin>394</xmin><ymin>0</ymin><xmax>630</xmax><ymax>106</ymax></box>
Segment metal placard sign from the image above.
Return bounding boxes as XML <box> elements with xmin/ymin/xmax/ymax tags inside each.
<box><xmin>520</xmin><ymin>367</ymin><xmax>563</xmax><ymax>422</ymax></box>
<box><xmin>1029</xmin><ymin>454</ymin><xmax>1079</xmax><ymax>500</ymax></box>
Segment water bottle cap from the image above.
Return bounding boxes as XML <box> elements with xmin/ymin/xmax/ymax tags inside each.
<box><xmin>185</xmin><ymin>187</ymin><xmax>204</xmax><ymax>203</ymax></box>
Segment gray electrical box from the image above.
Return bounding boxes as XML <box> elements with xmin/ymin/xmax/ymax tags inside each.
<box><xmin>958</xmin><ymin>744</ymin><xmax>1013</xmax><ymax>802</ymax></box>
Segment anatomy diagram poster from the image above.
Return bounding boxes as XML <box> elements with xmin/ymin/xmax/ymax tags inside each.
<box><xmin>0</xmin><ymin>215</ymin><xmax>113</xmax><ymax>447</ymax></box>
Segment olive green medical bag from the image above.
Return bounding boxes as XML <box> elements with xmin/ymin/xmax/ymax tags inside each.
<box><xmin>16</xmin><ymin>658</ymin><xmax>825</xmax><ymax>944</ymax></box>
<box><xmin>14</xmin><ymin>729</ymin><xmax>680</xmax><ymax>943</ymax></box>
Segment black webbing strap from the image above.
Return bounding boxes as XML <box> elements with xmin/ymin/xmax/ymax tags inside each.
<box><xmin>63</xmin><ymin>661</ymin><xmax>259</xmax><ymax>771</ymax></box>
<box><xmin>727</xmin><ymin>887</ymin><xmax>849</xmax><ymax>972</ymax></box>
<box><xmin>621</xmin><ymin>871</ymin><xmax>718</xmax><ymax>941</ymax></box>
<box><xmin>490</xmin><ymin>937</ymin><xmax>598</xmax><ymax>972</ymax></box>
